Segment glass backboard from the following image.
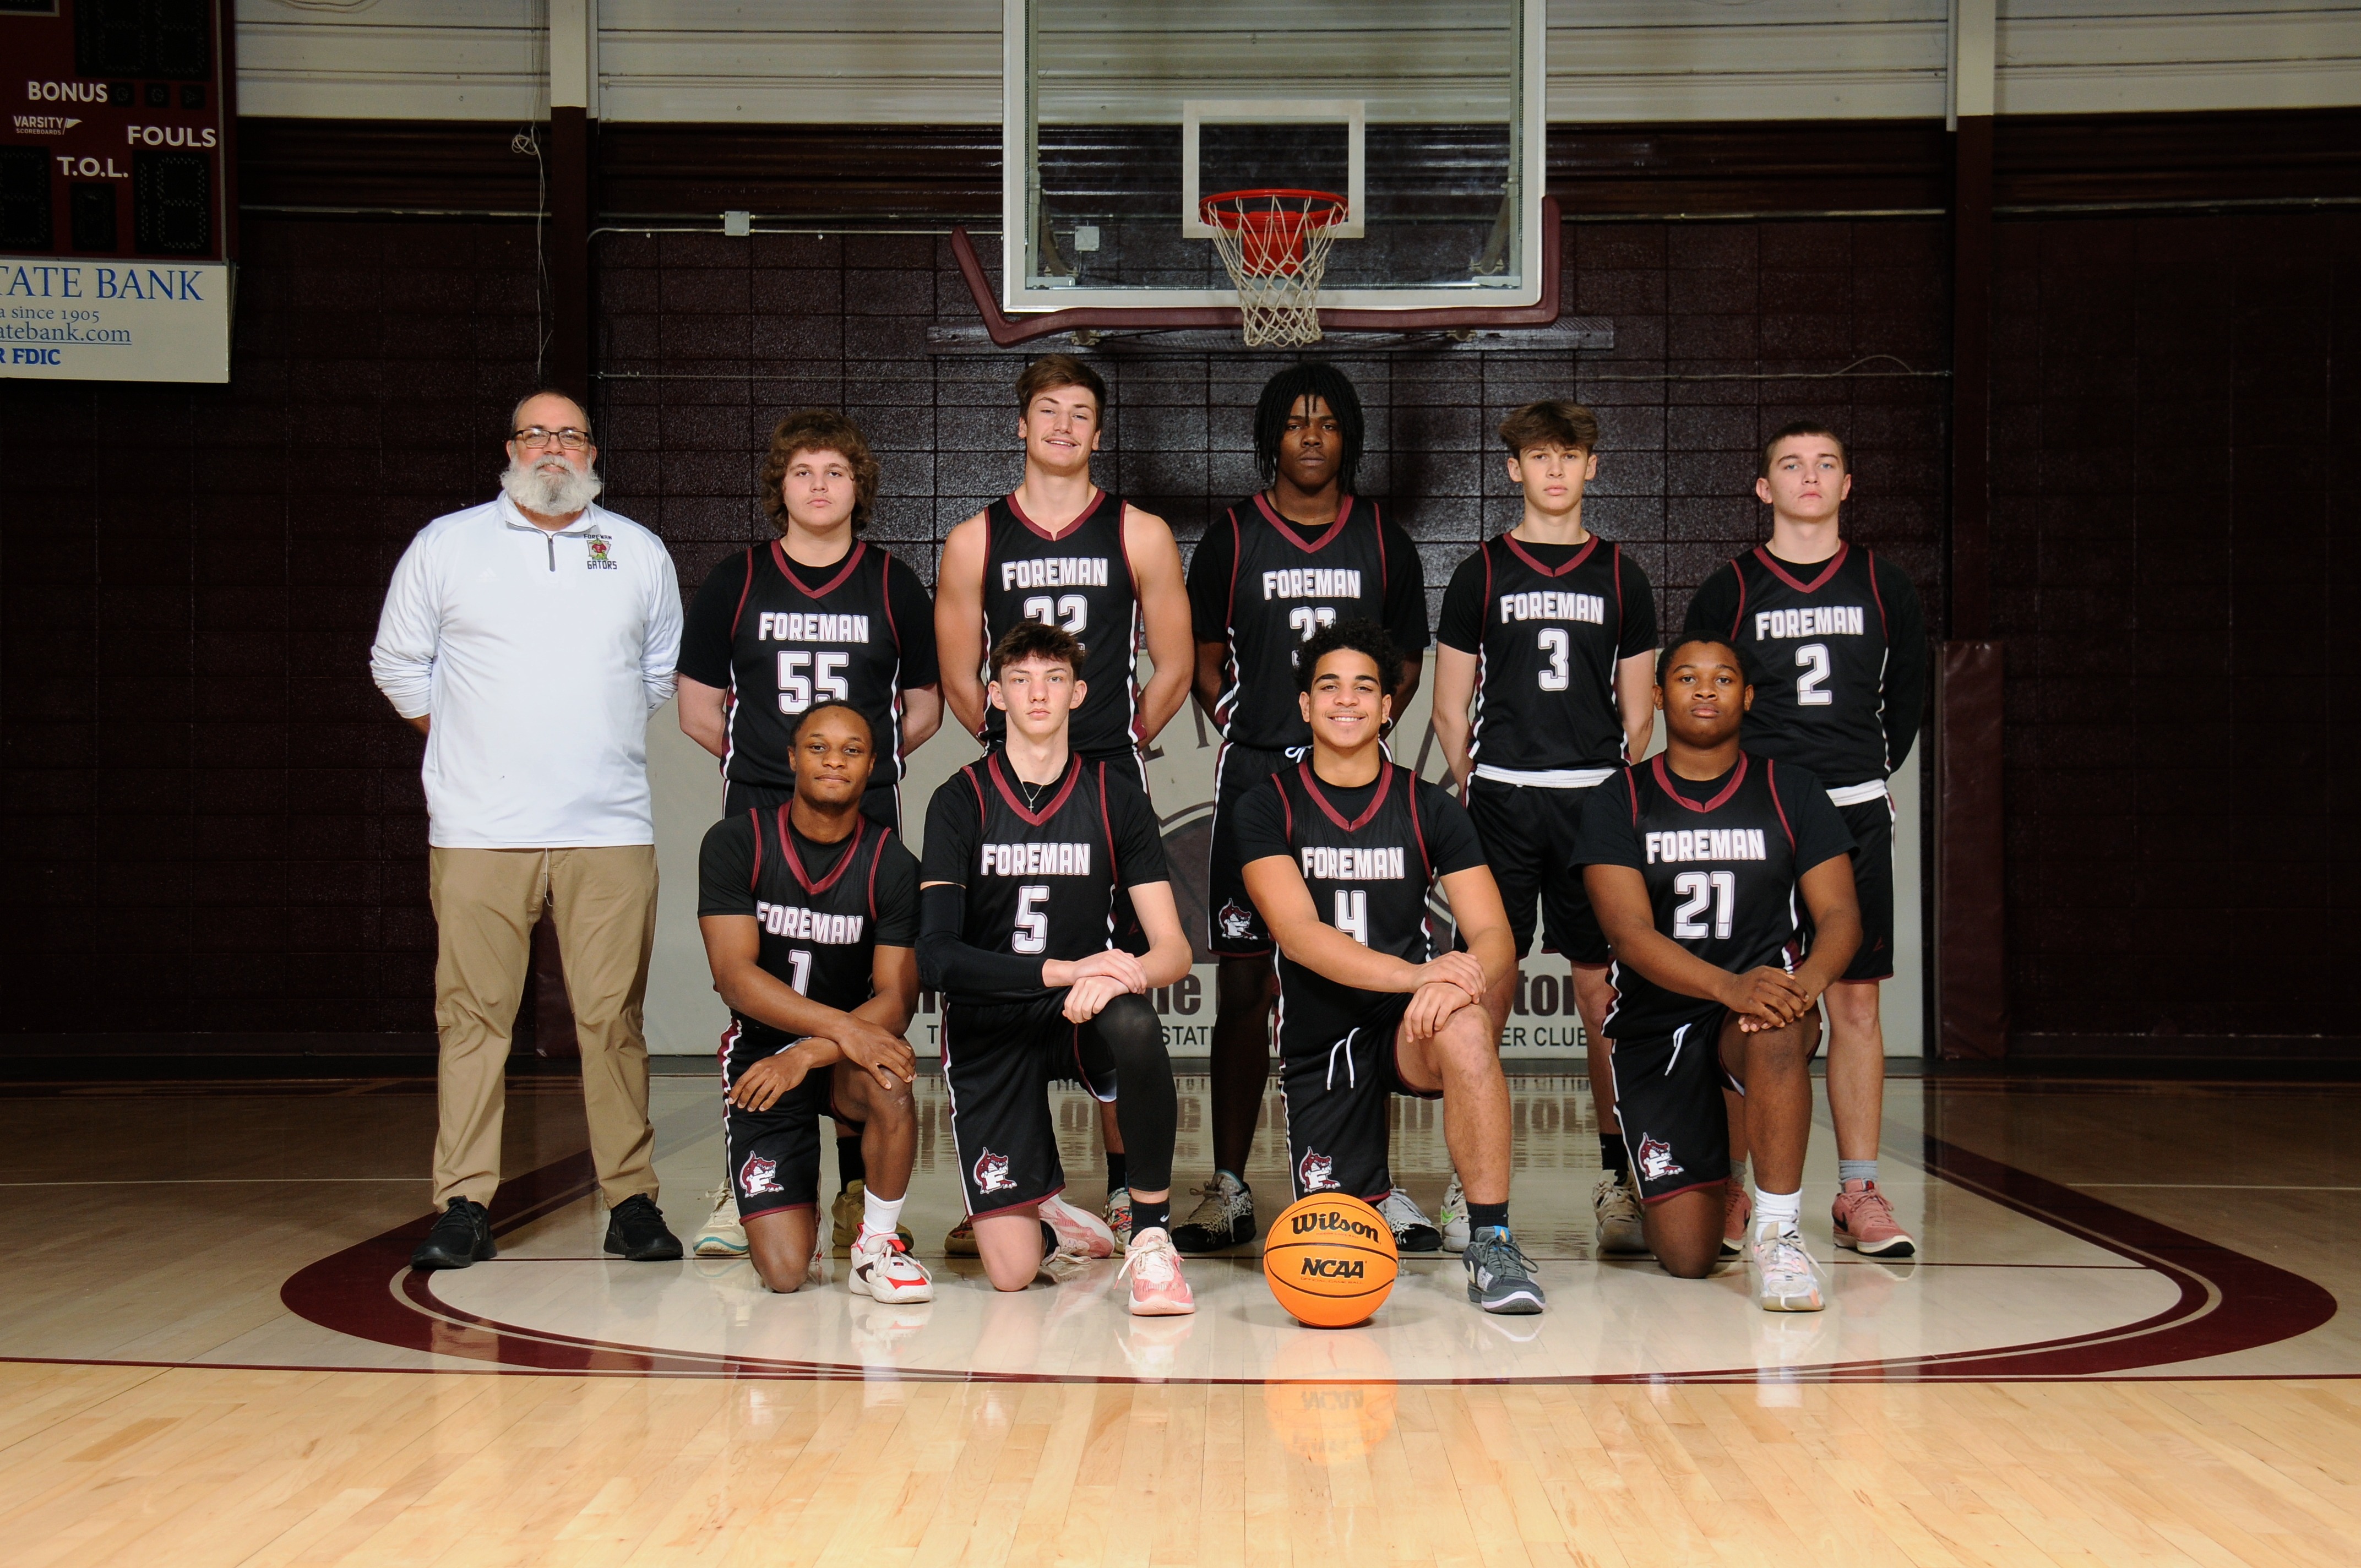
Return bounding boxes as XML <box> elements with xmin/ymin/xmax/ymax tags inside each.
<box><xmin>1003</xmin><ymin>0</ymin><xmax>1546</xmax><ymax>315</ymax></box>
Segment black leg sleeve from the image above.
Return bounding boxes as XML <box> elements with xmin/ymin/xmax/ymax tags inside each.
<box><xmin>1088</xmin><ymin>993</ymin><xmax>1176</xmax><ymax>1195</ymax></box>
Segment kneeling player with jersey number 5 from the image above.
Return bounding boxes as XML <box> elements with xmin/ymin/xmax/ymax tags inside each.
<box><xmin>1573</xmin><ymin>636</ymin><xmax>1862</xmax><ymax>1311</ymax></box>
<box><xmin>917</xmin><ymin>620</ymin><xmax>1198</xmax><ymax>1314</ymax></box>
<box><xmin>695</xmin><ymin>702</ymin><xmax>932</xmax><ymax>1302</ymax></box>
<box><xmin>1238</xmin><ymin>619</ymin><xmax>1543</xmax><ymax>1315</ymax></box>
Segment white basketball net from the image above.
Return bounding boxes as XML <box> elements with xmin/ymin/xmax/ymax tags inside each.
<box><xmin>1203</xmin><ymin>191</ymin><xmax>1346</xmax><ymax>349</ymax></box>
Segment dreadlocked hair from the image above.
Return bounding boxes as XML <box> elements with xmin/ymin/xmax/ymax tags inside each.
<box><xmin>1253</xmin><ymin>362</ymin><xmax>1364</xmax><ymax>496</ymax></box>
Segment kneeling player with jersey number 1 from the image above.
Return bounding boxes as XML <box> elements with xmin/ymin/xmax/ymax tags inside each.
<box><xmin>695</xmin><ymin>702</ymin><xmax>931</xmax><ymax>1302</ymax></box>
<box><xmin>1573</xmin><ymin>636</ymin><xmax>1861</xmax><ymax>1311</ymax></box>
<box><xmin>916</xmin><ymin>620</ymin><xmax>1198</xmax><ymax>1315</ymax></box>
<box><xmin>1238</xmin><ymin>619</ymin><xmax>1543</xmax><ymax>1315</ymax></box>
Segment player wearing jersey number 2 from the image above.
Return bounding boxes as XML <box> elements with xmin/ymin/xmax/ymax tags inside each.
<box><xmin>1682</xmin><ymin>422</ymin><xmax>1926</xmax><ymax>1260</ymax></box>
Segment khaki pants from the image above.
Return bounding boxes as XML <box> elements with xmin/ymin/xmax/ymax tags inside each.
<box><xmin>428</xmin><ymin>845</ymin><xmax>659</xmax><ymax>1210</ymax></box>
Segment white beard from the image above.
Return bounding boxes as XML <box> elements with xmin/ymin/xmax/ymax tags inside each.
<box><xmin>500</xmin><ymin>456</ymin><xmax>603</xmax><ymax>518</ymax></box>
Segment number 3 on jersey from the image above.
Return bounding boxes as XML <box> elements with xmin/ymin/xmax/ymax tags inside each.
<box><xmin>777</xmin><ymin>650</ymin><xmax>850</xmax><ymax>714</ymax></box>
<box><xmin>1024</xmin><ymin>595</ymin><xmax>1087</xmax><ymax>635</ymax></box>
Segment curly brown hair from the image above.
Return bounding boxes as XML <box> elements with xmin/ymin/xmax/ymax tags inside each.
<box><xmin>760</xmin><ymin>409</ymin><xmax>880</xmax><ymax>535</ymax></box>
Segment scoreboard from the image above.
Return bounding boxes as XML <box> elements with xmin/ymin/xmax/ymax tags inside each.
<box><xmin>1</xmin><ymin>0</ymin><xmax>235</xmax><ymax>382</ymax></box>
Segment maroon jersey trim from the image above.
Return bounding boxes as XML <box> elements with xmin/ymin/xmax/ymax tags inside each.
<box><xmin>768</xmin><ymin>538</ymin><xmax>871</xmax><ymax>602</ymax></box>
<box><xmin>1004</xmin><ymin>487</ymin><xmax>1108</xmax><ymax>543</ymax></box>
<box><xmin>986</xmin><ymin>751</ymin><xmax>1085</xmax><ymax>826</ymax></box>
<box><xmin>1249</xmin><ymin>490</ymin><xmax>1359</xmax><ymax>555</ymax></box>
<box><xmin>1298</xmin><ymin>759</ymin><xmax>1396</xmax><ymax>833</ymax></box>
<box><xmin>775</xmin><ymin>809</ymin><xmax>867</xmax><ymax>897</ymax></box>
<box><xmin>1649</xmin><ymin>753</ymin><xmax>1751</xmax><ymax>815</ymax></box>
<box><xmin>1751</xmin><ymin>541</ymin><xmax>1851</xmax><ymax>597</ymax></box>
<box><xmin>1500</xmin><ymin>531</ymin><xmax>1600</xmax><ymax>579</ymax></box>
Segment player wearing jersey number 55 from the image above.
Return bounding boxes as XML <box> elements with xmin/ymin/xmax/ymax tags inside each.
<box><xmin>1574</xmin><ymin>636</ymin><xmax>1862</xmax><ymax>1311</ymax></box>
<box><xmin>917</xmin><ymin>622</ymin><xmax>1197</xmax><ymax>1315</ymax></box>
<box><xmin>1682</xmin><ymin>422</ymin><xmax>1926</xmax><ymax>1259</ymax></box>
<box><xmin>695</xmin><ymin>703</ymin><xmax>929</xmax><ymax>1302</ymax></box>
<box><xmin>1236</xmin><ymin>620</ymin><xmax>1543</xmax><ymax>1315</ymax></box>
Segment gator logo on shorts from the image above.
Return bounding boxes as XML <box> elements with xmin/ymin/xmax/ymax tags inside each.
<box><xmin>738</xmin><ymin>1151</ymin><xmax>782</xmax><ymax>1196</ymax></box>
<box><xmin>1218</xmin><ymin>900</ymin><xmax>1258</xmax><ymax>941</ymax></box>
<box><xmin>1297</xmin><ymin>1150</ymin><xmax>1340</xmax><ymax>1192</ymax></box>
<box><xmin>1636</xmin><ymin>1134</ymin><xmax>1682</xmax><ymax>1182</ymax></box>
<box><xmin>973</xmin><ymin>1148</ymin><xmax>1016</xmax><ymax>1194</ymax></box>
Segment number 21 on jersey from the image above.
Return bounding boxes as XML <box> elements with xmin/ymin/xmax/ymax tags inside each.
<box><xmin>1672</xmin><ymin>871</ymin><xmax>1734</xmax><ymax>940</ymax></box>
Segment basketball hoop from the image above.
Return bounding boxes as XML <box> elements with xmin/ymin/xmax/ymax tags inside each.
<box><xmin>1200</xmin><ymin>189</ymin><xmax>1348</xmax><ymax>348</ymax></box>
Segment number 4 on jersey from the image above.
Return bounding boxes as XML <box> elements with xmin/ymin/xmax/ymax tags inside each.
<box><xmin>1333</xmin><ymin>888</ymin><xmax>1369</xmax><ymax>945</ymax></box>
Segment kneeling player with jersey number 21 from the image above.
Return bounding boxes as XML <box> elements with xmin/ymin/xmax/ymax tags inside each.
<box><xmin>917</xmin><ymin>620</ymin><xmax>1198</xmax><ymax>1315</ymax></box>
<box><xmin>695</xmin><ymin>702</ymin><xmax>931</xmax><ymax>1303</ymax></box>
<box><xmin>1573</xmin><ymin>636</ymin><xmax>1862</xmax><ymax>1311</ymax></box>
<box><xmin>1238</xmin><ymin>619</ymin><xmax>1544</xmax><ymax>1315</ymax></box>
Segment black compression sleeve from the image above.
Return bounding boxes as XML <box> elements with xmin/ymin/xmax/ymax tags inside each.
<box><xmin>916</xmin><ymin>882</ymin><xmax>1046</xmax><ymax>996</ymax></box>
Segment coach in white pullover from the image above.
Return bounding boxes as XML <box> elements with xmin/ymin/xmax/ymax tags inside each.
<box><xmin>371</xmin><ymin>389</ymin><xmax>688</xmax><ymax>1270</ymax></box>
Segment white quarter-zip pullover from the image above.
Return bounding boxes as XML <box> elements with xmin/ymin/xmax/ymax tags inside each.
<box><xmin>371</xmin><ymin>494</ymin><xmax>682</xmax><ymax>848</ymax></box>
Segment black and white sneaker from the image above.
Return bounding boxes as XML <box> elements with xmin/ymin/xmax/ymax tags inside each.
<box><xmin>1464</xmin><ymin>1226</ymin><xmax>1547</xmax><ymax>1315</ymax></box>
<box><xmin>1170</xmin><ymin>1172</ymin><xmax>1255</xmax><ymax>1253</ymax></box>
<box><xmin>411</xmin><ymin>1197</ymin><xmax>496</xmax><ymax>1270</ymax></box>
<box><xmin>603</xmin><ymin>1194</ymin><xmax>684</xmax><ymax>1261</ymax></box>
<box><xmin>1379</xmin><ymin>1186</ymin><xmax>1444</xmax><ymax>1253</ymax></box>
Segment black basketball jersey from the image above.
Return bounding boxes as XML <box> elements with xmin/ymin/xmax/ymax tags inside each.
<box><xmin>720</xmin><ymin>541</ymin><xmax>917</xmax><ymax>788</ymax></box>
<box><xmin>1463</xmin><ymin>533</ymin><xmax>1635</xmax><ymax>771</ymax></box>
<box><xmin>978</xmin><ymin>491</ymin><xmax>1140</xmax><ymax>757</ymax></box>
<box><xmin>1266</xmin><ymin>762</ymin><xmax>1442</xmax><ymax>1049</ymax></box>
<box><xmin>735</xmin><ymin>807</ymin><xmax>894</xmax><ymax>1044</ymax></box>
<box><xmin>947</xmin><ymin>751</ymin><xmax>1144</xmax><ymax>987</ymax></box>
<box><xmin>1210</xmin><ymin>494</ymin><xmax>1397</xmax><ymax>752</ymax></box>
<box><xmin>1716</xmin><ymin>543</ymin><xmax>1895</xmax><ymax>787</ymax></box>
<box><xmin>1599</xmin><ymin>754</ymin><xmax>1818</xmax><ymax>1040</ymax></box>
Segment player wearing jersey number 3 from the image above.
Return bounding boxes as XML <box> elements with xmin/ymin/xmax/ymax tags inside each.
<box><xmin>1683</xmin><ymin>423</ymin><xmax>1926</xmax><ymax>1260</ymax></box>
<box><xmin>1574</xmin><ymin>637</ymin><xmax>1862</xmax><ymax>1311</ymax></box>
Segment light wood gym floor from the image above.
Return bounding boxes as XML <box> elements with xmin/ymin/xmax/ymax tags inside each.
<box><xmin>3</xmin><ymin>1065</ymin><xmax>2355</xmax><ymax>1566</ymax></box>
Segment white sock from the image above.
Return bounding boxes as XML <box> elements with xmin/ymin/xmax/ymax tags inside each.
<box><xmin>1753</xmin><ymin>1187</ymin><xmax>1802</xmax><ymax>1237</ymax></box>
<box><xmin>858</xmin><ymin>1188</ymin><xmax>906</xmax><ymax>1244</ymax></box>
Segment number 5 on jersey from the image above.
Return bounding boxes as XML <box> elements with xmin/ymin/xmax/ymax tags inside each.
<box><xmin>1012</xmin><ymin>885</ymin><xmax>1051</xmax><ymax>954</ymax></box>
<box><xmin>777</xmin><ymin>650</ymin><xmax>850</xmax><ymax>714</ymax></box>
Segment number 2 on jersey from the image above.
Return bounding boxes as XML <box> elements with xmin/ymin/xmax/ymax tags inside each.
<box><xmin>1671</xmin><ymin>871</ymin><xmax>1735</xmax><ymax>940</ymax></box>
<box><xmin>1794</xmin><ymin>643</ymin><xmax>1832</xmax><ymax>706</ymax></box>
<box><xmin>776</xmin><ymin>650</ymin><xmax>850</xmax><ymax>714</ymax></box>
<box><xmin>1024</xmin><ymin>595</ymin><xmax>1087</xmax><ymax>635</ymax></box>
<box><xmin>1536</xmin><ymin>626</ymin><xmax>1571</xmax><ymax>691</ymax></box>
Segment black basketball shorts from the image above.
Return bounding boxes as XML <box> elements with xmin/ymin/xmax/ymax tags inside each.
<box><xmin>1075</xmin><ymin>743</ymin><xmax>1154</xmax><ymax>957</ymax></box>
<box><xmin>1206</xmin><ymin>742</ymin><xmax>1294</xmax><ymax>957</ymax></box>
<box><xmin>1797</xmin><ymin>794</ymin><xmax>1895</xmax><ymax>983</ymax></box>
<box><xmin>1277</xmin><ymin>992</ymin><xmax>1440</xmax><ymax>1204</ymax></box>
<box><xmin>940</xmin><ymin>993</ymin><xmax>1134</xmax><ymax>1217</ymax></box>
<box><xmin>1607</xmin><ymin>1005</ymin><xmax>1738</xmax><ymax>1205</ymax></box>
<box><xmin>1464</xmin><ymin>775</ymin><xmax>1611</xmax><ymax>965</ymax></box>
<box><xmin>723</xmin><ymin>777</ymin><xmax>900</xmax><ymax>834</ymax></box>
<box><xmin>720</xmin><ymin>1025</ymin><xmax>858</xmax><ymax>1221</ymax></box>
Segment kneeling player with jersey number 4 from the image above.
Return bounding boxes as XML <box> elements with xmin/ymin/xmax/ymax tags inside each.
<box><xmin>1238</xmin><ymin>619</ymin><xmax>1542</xmax><ymax>1315</ymax></box>
<box><xmin>695</xmin><ymin>702</ymin><xmax>932</xmax><ymax>1302</ymax></box>
<box><xmin>917</xmin><ymin>620</ymin><xmax>1198</xmax><ymax>1314</ymax></box>
<box><xmin>1574</xmin><ymin>636</ymin><xmax>1862</xmax><ymax>1311</ymax></box>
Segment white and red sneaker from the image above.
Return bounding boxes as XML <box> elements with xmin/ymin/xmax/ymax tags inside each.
<box><xmin>1043</xmin><ymin>1193</ymin><xmax>1118</xmax><ymax>1259</ymax></box>
<box><xmin>1832</xmin><ymin>1180</ymin><xmax>1917</xmax><ymax>1258</ymax></box>
<box><xmin>850</xmin><ymin>1228</ymin><xmax>934</xmax><ymax>1304</ymax></box>
<box><xmin>1119</xmin><ymin>1226</ymin><xmax>1195</xmax><ymax>1316</ymax></box>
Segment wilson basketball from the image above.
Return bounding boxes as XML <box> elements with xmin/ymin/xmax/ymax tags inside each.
<box><xmin>1263</xmin><ymin>1193</ymin><xmax>1399</xmax><ymax>1327</ymax></box>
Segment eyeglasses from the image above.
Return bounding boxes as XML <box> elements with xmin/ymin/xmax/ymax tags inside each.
<box><xmin>513</xmin><ymin>426</ymin><xmax>594</xmax><ymax>451</ymax></box>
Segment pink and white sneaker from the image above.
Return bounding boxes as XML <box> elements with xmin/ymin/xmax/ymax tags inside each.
<box><xmin>1119</xmin><ymin>1227</ymin><xmax>1195</xmax><ymax>1316</ymax></box>
<box><xmin>1042</xmin><ymin>1193</ymin><xmax>1117</xmax><ymax>1259</ymax></box>
<box><xmin>1832</xmin><ymin>1180</ymin><xmax>1916</xmax><ymax>1258</ymax></box>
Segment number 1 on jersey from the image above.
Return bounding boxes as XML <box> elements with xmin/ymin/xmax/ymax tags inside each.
<box><xmin>785</xmin><ymin>949</ymin><xmax>813</xmax><ymax>993</ymax></box>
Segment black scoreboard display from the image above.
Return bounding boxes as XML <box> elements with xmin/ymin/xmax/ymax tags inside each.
<box><xmin>0</xmin><ymin>0</ymin><xmax>234</xmax><ymax>264</ymax></box>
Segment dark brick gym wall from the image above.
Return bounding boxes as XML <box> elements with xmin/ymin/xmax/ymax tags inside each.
<box><xmin>4</xmin><ymin>203</ymin><xmax>2352</xmax><ymax>1046</ymax></box>
<box><xmin>1991</xmin><ymin>210</ymin><xmax>2361</xmax><ymax>1040</ymax></box>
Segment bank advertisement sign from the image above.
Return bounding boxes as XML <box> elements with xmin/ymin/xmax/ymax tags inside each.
<box><xmin>0</xmin><ymin>256</ymin><xmax>232</xmax><ymax>382</ymax></box>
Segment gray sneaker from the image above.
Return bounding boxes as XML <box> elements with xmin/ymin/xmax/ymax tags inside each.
<box><xmin>1438</xmin><ymin>1172</ymin><xmax>1470</xmax><ymax>1253</ymax></box>
<box><xmin>1379</xmin><ymin>1185</ymin><xmax>1444</xmax><ymax>1253</ymax></box>
<box><xmin>1463</xmin><ymin>1226</ymin><xmax>1547</xmax><ymax>1315</ymax></box>
<box><xmin>1170</xmin><ymin>1172</ymin><xmax>1255</xmax><ymax>1254</ymax></box>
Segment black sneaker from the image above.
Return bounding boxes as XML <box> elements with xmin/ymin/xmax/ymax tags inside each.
<box><xmin>412</xmin><ymin>1197</ymin><xmax>496</xmax><ymax>1270</ymax></box>
<box><xmin>604</xmin><ymin>1194</ymin><xmax>684</xmax><ymax>1261</ymax></box>
<box><xmin>1170</xmin><ymin>1172</ymin><xmax>1255</xmax><ymax>1253</ymax></box>
<box><xmin>1379</xmin><ymin>1186</ymin><xmax>1444</xmax><ymax>1253</ymax></box>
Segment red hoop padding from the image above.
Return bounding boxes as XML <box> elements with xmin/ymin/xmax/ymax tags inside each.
<box><xmin>1199</xmin><ymin>188</ymin><xmax>1348</xmax><ymax>277</ymax></box>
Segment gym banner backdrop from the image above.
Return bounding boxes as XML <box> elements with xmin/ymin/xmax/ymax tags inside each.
<box><xmin>641</xmin><ymin>652</ymin><xmax>1922</xmax><ymax>1060</ymax></box>
<box><xmin>0</xmin><ymin>256</ymin><xmax>231</xmax><ymax>382</ymax></box>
